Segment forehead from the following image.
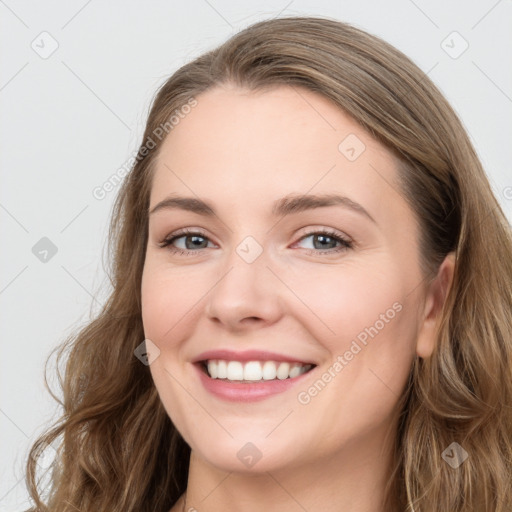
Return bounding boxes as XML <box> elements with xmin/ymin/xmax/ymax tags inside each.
<box><xmin>155</xmin><ymin>84</ymin><xmax>381</xmax><ymax>170</ymax></box>
<box><xmin>150</xmin><ymin>84</ymin><xmax>408</xmax><ymax>225</ymax></box>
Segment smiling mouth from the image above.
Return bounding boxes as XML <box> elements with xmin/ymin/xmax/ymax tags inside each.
<box><xmin>200</xmin><ymin>359</ymin><xmax>316</xmax><ymax>382</ymax></box>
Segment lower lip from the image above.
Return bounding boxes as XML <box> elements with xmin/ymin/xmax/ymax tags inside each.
<box><xmin>194</xmin><ymin>363</ymin><xmax>314</xmax><ymax>402</ymax></box>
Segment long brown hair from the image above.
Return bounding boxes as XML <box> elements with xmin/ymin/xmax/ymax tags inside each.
<box><xmin>25</xmin><ymin>15</ymin><xmax>512</xmax><ymax>511</ymax></box>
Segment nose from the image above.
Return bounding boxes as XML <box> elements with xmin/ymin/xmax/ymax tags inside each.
<box><xmin>205</xmin><ymin>246</ymin><xmax>284</xmax><ymax>332</ymax></box>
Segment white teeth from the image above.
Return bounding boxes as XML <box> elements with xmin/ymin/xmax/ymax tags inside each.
<box><xmin>276</xmin><ymin>362</ymin><xmax>290</xmax><ymax>380</ymax></box>
<box><xmin>262</xmin><ymin>361</ymin><xmax>277</xmax><ymax>380</ymax></box>
<box><xmin>217</xmin><ymin>360</ymin><xmax>227</xmax><ymax>379</ymax></box>
<box><xmin>204</xmin><ymin>360</ymin><xmax>313</xmax><ymax>381</ymax></box>
<box><xmin>289</xmin><ymin>363</ymin><xmax>303</xmax><ymax>379</ymax></box>
<box><xmin>226</xmin><ymin>361</ymin><xmax>244</xmax><ymax>380</ymax></box>
<box><xmin>207</xmin><ymin>360</ymin><xmax>218</xmax><ymax>379</ymax></box>
<box><xmin>244</xmin><ymin>361</ymin><xmax>263</xmax><ymax>381</ymax></box>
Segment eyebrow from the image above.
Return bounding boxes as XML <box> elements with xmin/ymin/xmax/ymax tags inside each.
<box><xmin>149</xmin><ymin>193</ymin><xmax>376</xmax><ymax>223</ymax></box>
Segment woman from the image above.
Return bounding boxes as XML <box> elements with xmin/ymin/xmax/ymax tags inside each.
<box><xmin>26</xmin><ymin>15</ymin><xmax>512</xmax><ymax>512</ymax></box>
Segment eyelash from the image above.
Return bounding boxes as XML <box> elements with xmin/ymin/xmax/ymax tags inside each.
<box><xmin>157</xmin><ymin>228</ymin><xmax>353</xmax><ymax>257</ymax></box>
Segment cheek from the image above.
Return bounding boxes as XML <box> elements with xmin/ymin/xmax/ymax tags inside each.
<box><xmin>286</xmin><ymin>271</ymin><xmax>417</xmax><ymax>456</ymax></box>
<box><xmin>140</xmin><ymin>263</ymin><xmax>209</xmax><ymax>443</ymax></box>
<box><xmin>290</xmin><ymin>263</ymin><xmax>417</xmax><ymax>409</ymax></box>
<box><xmin>286</xmin><ymin>262</ymin><xmax>410</xmax><ymax>352</ymax></box>
<box><xmin>140</xmin><ymin>263</ymin><xmax>207</xmax><ymax>344</ymax></box>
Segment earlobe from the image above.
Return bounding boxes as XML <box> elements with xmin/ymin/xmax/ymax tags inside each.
<box><xmin>415</xmin><ymin>252</ymin><xmax>456</xmax><ymax>359</ymax></box>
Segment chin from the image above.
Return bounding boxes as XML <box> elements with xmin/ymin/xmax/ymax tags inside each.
<box><xmin>190</xmin><ymin>437</ymin><xmax>299</xmax><ymax>474</ymax></box>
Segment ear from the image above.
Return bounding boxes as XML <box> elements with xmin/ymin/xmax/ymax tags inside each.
<box><xmin>416</xmin><ymin>252</ymin><xmax>456</xmax><ymax>359</ymax></box>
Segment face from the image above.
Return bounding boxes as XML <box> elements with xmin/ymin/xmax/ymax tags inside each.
<box><xmin>141</xmin><ymin>84</ymin><xmax>433</xmax><ymax>474</ymax></box>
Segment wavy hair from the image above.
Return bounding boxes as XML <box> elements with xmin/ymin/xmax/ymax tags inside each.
<box><xmin>25</xmin><ymin>15</ymin><xmax>512</xmax><ymax>512</ymax></box>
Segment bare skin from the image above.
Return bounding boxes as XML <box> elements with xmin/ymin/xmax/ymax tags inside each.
<box><xmin>141</xmin><ymin>84</ymin><xmax>455</xmax><ymax>512</ymax></box>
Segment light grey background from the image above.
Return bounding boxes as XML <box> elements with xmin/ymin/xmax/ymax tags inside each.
<box><xmin>1</xmin><ymin>1</ymin><xmax>511</xmax><ymax>510</ymax></box>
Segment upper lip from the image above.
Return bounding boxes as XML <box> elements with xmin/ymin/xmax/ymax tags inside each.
<box><xmin>192</xmin><ymin>349</ymin><xmax>317</xmax><ymax>365</ymax></box>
